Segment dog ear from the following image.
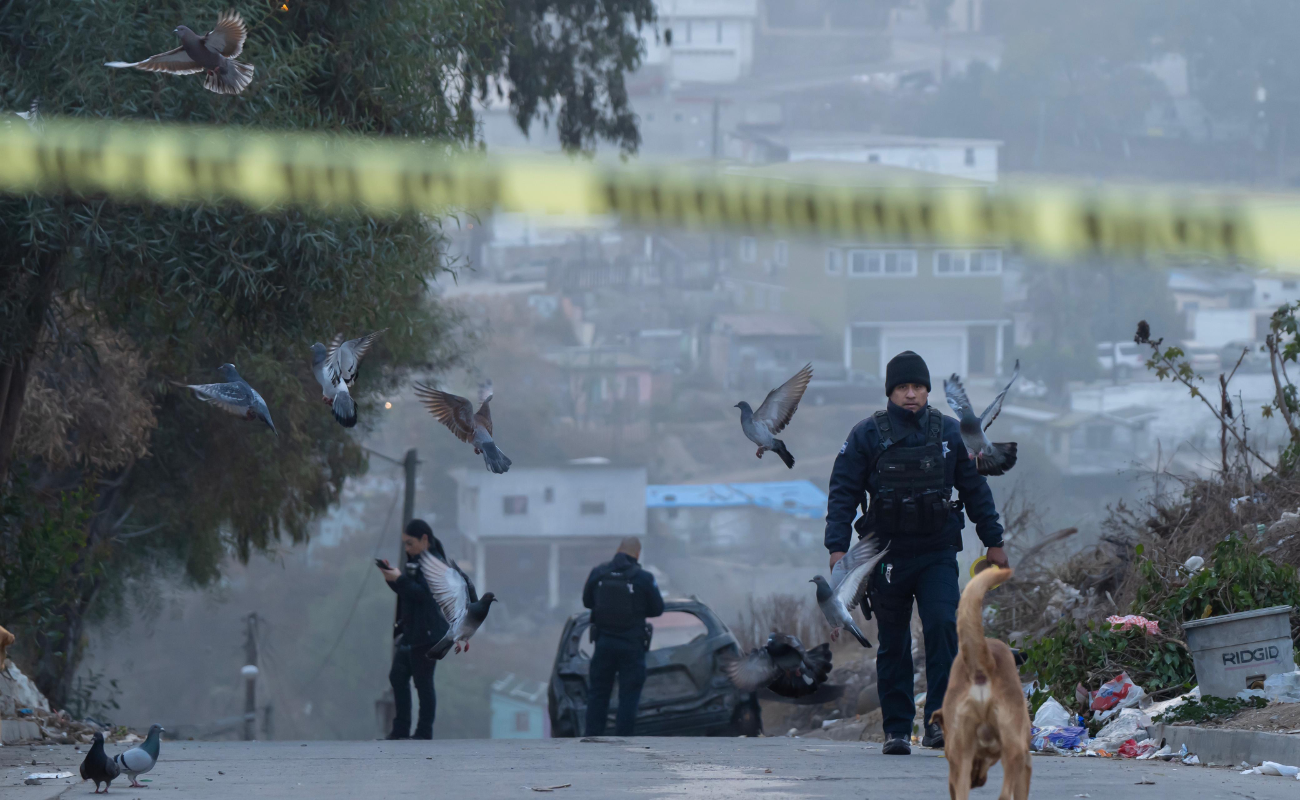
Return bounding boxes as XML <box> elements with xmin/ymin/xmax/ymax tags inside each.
<box><xmin>928</xmin><ymin>709</ymin><xmax>944</xmax><ymax>730</ymax></box>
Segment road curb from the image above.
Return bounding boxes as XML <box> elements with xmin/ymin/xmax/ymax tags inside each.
<box><xmin>1148</xmin><ymin>723</ymin><xmax>1300</xmax><ymax>766</ymax></box>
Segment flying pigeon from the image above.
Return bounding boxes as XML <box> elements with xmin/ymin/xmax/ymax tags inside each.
<box><xmin>106</xmin><ymin>10</ymin><xmax>254</xmax><ymax>95</ymax></box>
<box><xmin>177</xmin><ymin>363</ymin><xmax>277</xmax><ymax>435</ymax></box>
<box><xmin>310</xmin><ymin>329</ymin><xmax>385</xmax><ymax>428</ymax></box>
<box><xmin>418</xmin><ymin>551</ymin><xmax>497</xmax><ymax>659</ymax></box>
<box><xmin>943</xmin><ymin>360</ymin><xmax>1021</xmax><ymax>476</ymax></box>
<box><xmin>113</xmin><ymin>724</ymin><xmax>163</xmax><ymax>789</ymax></box>
<box><xmin>722</xmin><ymin>632</ymin><xmax>842</xmax><ymax>704</ymax></box>
<box><xmin>80</xmin><ymin>732</ymin><xmax>120</xmax><ymax>794</ymax></box>
<box><xmin>413</xmin><ymin>382</ymin><xmax>511</xmax><ymax>473</ymax></box>
<box><xmin>735</xmin><ymin>363</ymin><xmax>813</xmax><ymax>469</ymax></box>
<box><xmin>815</xmin><ymin>534</ymin><xmax>889</xmax><ymax>647</ymax></box>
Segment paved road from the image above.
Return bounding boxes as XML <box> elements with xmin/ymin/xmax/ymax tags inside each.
<box><xmin>3</xmin><ymin>737</ymin><xmax>1296</xmax><ymax>799</ymax></box>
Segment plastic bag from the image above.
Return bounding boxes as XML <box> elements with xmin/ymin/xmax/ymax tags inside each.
<box><xmin>1106</xmin><ymin>615</ymin><xmax>1161</xmax><ymax>636</ymax></box>
<box><xmin>1033</xmin><ymin>697</ymin><xmax>1071</xmax><ymax>729</ymax></box>
<box><xmin>1031</xmin><ymin>726</ymin><xmax>1089</xmax><ymax>752</ymax></box>
<box><xmin>1088</xmin><ymin>708</ymin><xmax>1152</xmax><ymax>752</ymax></box>
<box><xmin>1263</xmin><ymin>670</ymin><xmax>1300</xmax><ymax>704</ymax></box>
<box><xmin>1117</xmin><ymin>738</ymin><xmax>1159</xmax><ymax>759</ymax></box>
<box><xmin>1242</xmin><ymin>761</ymin><xmax>1300</xmax><ymax>777</ymax></box>
<box><xmin>1091</xmin><ymin>673</ymin><xmax>1146</xmax><ymax>721</ymax></box>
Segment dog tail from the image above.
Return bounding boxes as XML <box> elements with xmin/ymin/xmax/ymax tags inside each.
<box><xmin>957</xmin><ymin>565</ymin><xmax>1013</xmax><ymax>686</ymax></box>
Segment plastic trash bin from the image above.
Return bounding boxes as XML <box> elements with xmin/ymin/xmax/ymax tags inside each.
<box><xmin>1181</xmin><ymin>605</ymin><xmax>1294</xmax><ymax>699</ymax></box>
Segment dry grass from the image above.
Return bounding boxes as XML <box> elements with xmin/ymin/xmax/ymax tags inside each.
<box><xmin>730</xmin><ymin>593</ymin><xmax>831</xmax><ymax>652</ymax></box>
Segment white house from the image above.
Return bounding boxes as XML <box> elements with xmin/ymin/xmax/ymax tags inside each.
<box><xmin>449</xmin><ymin>462</ymin><xmax>647</xmax><ymax>611</ymax></box>
<box><xmin>1255</xmin><ymin>273</ymin><xmax>1300</xmax><ymax>310</ymax></box>
<box><xmin>641</xmin><ymin>0</ymin><xmax>758</xmax><ymax>84</ymax></box>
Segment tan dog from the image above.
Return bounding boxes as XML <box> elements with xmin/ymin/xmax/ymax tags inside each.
<box><xmin>930</xmin><ymin>566</ymin><xmax>1030</xmax><ymax>800</ymax></box>
<box><xmin>0</xmin><ymin>625</ymin><xmax>13</xmax><ymax>667</ymax></box>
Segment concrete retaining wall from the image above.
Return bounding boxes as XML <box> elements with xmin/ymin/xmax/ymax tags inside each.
<box><xmin>1148</xmin><ymin>722</ymin><xmax>1300</xmax><ymax>767</ymax></box>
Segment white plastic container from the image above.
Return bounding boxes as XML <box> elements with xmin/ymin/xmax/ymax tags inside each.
<box><xmin>1181</xmin><ymin>605</ymin><xmax>1294</xmax><ymax>699</ymax></box>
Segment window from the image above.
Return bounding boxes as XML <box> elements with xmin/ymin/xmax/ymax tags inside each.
<box><xmin>580</xmin><ymin>501</ymin><xmax>606</xmax><ymax>515</ymax></box>
<box><xmin>515</xmin><ymin>711</ymin><xmax>530</xmax><ymax>732</ymax></box>
<box><xmin>462</xmin><ymin>486</ymin><xmax>479</xmax><ymax>513</ymax></box>
<box><xmin>773</xmin><ymin>240</ymin><xmax>788</xmax><ymax>266</ymax></box>
<box><xmin>964</xmin><ymin>147</ymin><xmax>976</xmax><ymax>166</ymax></box>
<box><xmin>935</xmin><ymin>250</ymin><xmax>1001</xmax><ymax>276</ymax></box>
<box><xmin>685</xmin><ymin>20</ymin><xmax>692</xmax><ymax>43</ymax></box>
<box><xmin>544</xmin><ymin>487</ymin><xmax>554</xmax><ymax>503</ymax></box>
<box><xmin>716</xmin><ymin>20</ymin><xmax>723</xmax><ymax>43</ymax></box>
<box><xmin>739</xmin><ymin>237</ymin><xmax>757</xmax><ymax>263</ymax></box>
<box><xmin>503</xmin><ymin>495</ymin><xmax>528</xmax><ymax>515</ymax></box>
<box><xmin>848</xmin><ymin>249</ymin><xmax>917</xmax><ymax>277</ymax></box>
<box><xmin>825</xmin><ymin>248</ymin><xmax>842</xmax><ymax>275</ymax></box>
<box><xmin>851</xmin><ymin>326</ymin><xmax>880</xmax><ymax>348</ymax></box>
<box><xmin>649</xmin><ymin>611</ymin><xmax>709</xmax><ymax>650</ymax></box>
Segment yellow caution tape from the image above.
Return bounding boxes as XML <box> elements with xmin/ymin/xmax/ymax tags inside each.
<box><xmin>4</xmin><ymin>117</ymin><xmax>1300</xmax><ymax>265</ymax></box>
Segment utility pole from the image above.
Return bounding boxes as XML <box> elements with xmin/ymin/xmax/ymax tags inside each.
<box><xmin>400</xmin><ymin>447</ymin><xmax>417</xmax><ymax>562</ymax></box>
<box><xmin>241</xmin><ymin>613</ymin><xmax>259</xmax><ymax>742</ymax></box>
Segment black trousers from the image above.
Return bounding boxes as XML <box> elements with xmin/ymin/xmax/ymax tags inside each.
<box><xmin>870</xmin><ymin>550</ymin><xmax>960</xmax><ymax>738</ymax></box>
<box><xmin>584</xmin><ymin>637</ymin><xmax>647</xmax><ymax>736</ymax></box>
<box><xmin>389</xmin><ymin>643</ymin><xmax>437</xmax><ymax>738</ymax></box>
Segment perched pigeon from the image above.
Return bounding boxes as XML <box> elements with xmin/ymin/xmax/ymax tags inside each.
<box><xmin>735</xmin><ymin>363</ymin><xmax>813</xmax><ymax>469</ymax></box>
<box><xmin>413</xmin><ymin>382</ymin><xmax>511</xmax><ymax>473</ymax></box>
<box><xmin>113</xmin><ymin>724</ymin><xmax>162</xmax><ymax>789</ymax></box>
<box><xmin>418</xmin><ymin>551</ymin><xmax>497</xmax><ymax>659</ymax></box>
<box><xmin>310</xmin><ymin>329</ymin><xmax>384</xmax><ymax>428</ymax></box>
<box><xmin>106</xmin><ymin>10</ymin><xmax>254</xmax><ymax>95</ymax></box>
<box><xmin>815</xmin><ymin>535</ymin><xmax>889</xmax><ymax>647</ymax></box>
<box><xmin>943</xmin><ymin>360</ymin><xmax>1021</xmax><ymax>476</ymax></box>
<box><xmin>178</xmin><ymin>363</ymin><xmax>276</xmax><ymax>434</ymax></box>
<box><xmin>80</xmin><ymin>732</ymin><xmax>120</xmax><ymax>794</ymax></box>
<box><xmin>722</xmin><ymin>633</ymin><xmax>842</xmax><ymax>704</ymax></box>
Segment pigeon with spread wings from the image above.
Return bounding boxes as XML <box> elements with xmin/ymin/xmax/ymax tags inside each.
<box><xmin>816</xmin><ymin>534</ymin><xmax>889</xmax><ymax>647</ymax></box>
<box><xmin>177</xmin><ymin>363</ymin><xmax>276</xmax><ymax>434</ymax></box>
<box><xmin>734</xmin><ymin>363</ymin><xmax>813</xmax><ymax>469</ymax></box>
<box><xmin>943</xmin><ymin>360</ymin><xmax>1021</xmax><ymax>476</ymax></box>
<box><xmin>413</xmin><ymin>382</ymin><xmax>511</xmax><ymax>473</ymax></box>
<box><xmin>106</xmin><ymin>10</ymin><xmax>254</xmax><ymax>95</ymax></box>
<box><xmin>721</xmin><ymin>632</ymin><xmax>843</xmax><ymax>705</ymax></box>
<box><xmin>418</xmin><ymin>551</ymin><xmax>497</xmax><ymax>659</ymax></box>
<box><xmin>311</xmin><ymin>329</ymin><xmax>385</xmax><ymax>428</ymax></box>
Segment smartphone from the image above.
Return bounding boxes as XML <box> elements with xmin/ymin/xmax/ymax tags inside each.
<box><xmin>375</xmin><ymin>558</ymin><xmax>391</xmax><ymax>570</ymax></box>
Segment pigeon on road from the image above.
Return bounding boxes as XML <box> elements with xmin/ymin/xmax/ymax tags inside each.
<box><xmin>310</xmin><ymin>329</ymin><xmax>384</xmax><ymax>428</ymax></box>
<box><xmin>418</xmin><ymin>551</ymin><xmax>497</xmax><ymax>659</ymax></box>
<box><xmin>944</xmin><ymin>360</ymin><xmax>1021</xmax><ymax>476</ymax></box>
<box><xmin>178</xmin><ymin>363</ymin><xmax>276</xmax><ymax>434</ymax></box>
<box><xmin>113</xmin><ymin>724</ymin><xmax>162</xmax><ymax>789</ymax></box>
<box><xmin>80</xmin><ymin>732</ymin><xmax>120</xmax><ymax>794</ymax></box>
<box><xmin>722</xmin><ymin>633</ymin><xmax>842</xmax><ymax>704</ymax></box>
<box><xmin>735</xmin><ymin>363</ymin><xmax>813</xmax><ymax>469</ymax></box>
<box><xmin>106</xmin><ymin>10</ymin><xmax>254</xmax><ymax>95</ymax></box>
<box><xmin>413</xmin><ymin>382</ymin><xmax>511</xmax><ymax>473</ymax></box>
<box><xmin>816</xmin><ymin>535</ymin><xmax>889</xmax><ymax>647</ymax></box>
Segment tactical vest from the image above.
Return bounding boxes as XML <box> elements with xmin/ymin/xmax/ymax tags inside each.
<box><xmin>866</xmin><ymin>407</ymin><xmax>952</xmax><ymax>541</ymax></box>
<box><xmin>590</xmin><ymin>564</ymin><xmax>644</xmax><ymax>632</ymax></box>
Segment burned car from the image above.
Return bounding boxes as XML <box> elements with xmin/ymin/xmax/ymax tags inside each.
<box><xmin>548</xmin><ymin>597</ymin><xmax>762</xmax><ymax>737</ymax></box>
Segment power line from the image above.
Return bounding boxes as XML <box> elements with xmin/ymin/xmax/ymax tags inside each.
<box><xmin>303</xmin><ymin>471</ymin><xmax>404</xmax><ymax>689</ymax></box>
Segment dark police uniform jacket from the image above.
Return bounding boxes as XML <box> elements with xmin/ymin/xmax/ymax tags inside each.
<box><xmin>388</xmin><ymin>558</ymin><xmax>450</xmax><ymax>649</ymax></box>
<box><xmin>582</xmin><ymin>552</ymin><xmax>665</xmax><ymax>647</ymax></box>
<box><xmin>824</xmin><ymin>402</ymin><xmax>1004</xmax><ymax>557</ymax></box>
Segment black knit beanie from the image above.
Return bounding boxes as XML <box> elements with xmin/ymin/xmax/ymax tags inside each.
<box><xmin>885</xmin><ymin>350</ymin><xmax>931</xmax><ymax>396</ymax></box>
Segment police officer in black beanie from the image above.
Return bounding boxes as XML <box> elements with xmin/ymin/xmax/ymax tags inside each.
<box><xmin>825</xmin><ymin>350</ymin><xmax>1008</xmax><ymax>755</ymax></box>
<box><xmin>376</xmin><ymin>518</ymin><xmax>449</xmax><ymax>739</ymax></box>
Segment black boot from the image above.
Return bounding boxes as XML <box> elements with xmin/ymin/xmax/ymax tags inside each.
<box><xmin>922</xmin><ymin>722</ymin><xmax>944</xmax><ymax>748</ymax></box>
<box><xmin>882</xmin><ymin>735</ymin><xmax>911</xmax><ymax>755</ymax></box>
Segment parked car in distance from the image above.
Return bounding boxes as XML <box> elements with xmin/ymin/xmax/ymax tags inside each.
<box><xmin>1184</xmin><ymin>346</ymin><xmax>1223</xmax><ymax>374</ymax></box>
<box><xmin>548</xmin><ymin>598</ymin><xmax>761</xmax><ymax>738</ymax></box>
<box><xmin>1096</xmin><ymin>341</ymin><xmax>1146</xmax><ymax>379</ymax></box>
<box><xmin>1219</xmin><ymin>340</ymin><xmax>1270</xmax><ymax>373</ymax></box>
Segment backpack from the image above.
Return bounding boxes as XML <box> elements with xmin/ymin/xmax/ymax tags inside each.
<box><xmin>590</xmin><ymin>564</ymin><xmax>644</xmax><ymax>632</ymax></box>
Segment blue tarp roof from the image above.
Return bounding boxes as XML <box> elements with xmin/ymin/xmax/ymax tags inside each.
<box><xmin>646</xmin><ymin>480</ymin><xmax>827</xmax><ymax>520</ymax></box>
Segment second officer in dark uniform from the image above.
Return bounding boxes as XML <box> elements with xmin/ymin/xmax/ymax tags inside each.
<box><xmin>582</xmin><ymin>536</ymin><xmax>665</xmax><ymax>736</ymax></box>
<box><xmin>825</xmin><ymin>350</ymin><xmax>1008</xmax><ymax>755</ymax></box>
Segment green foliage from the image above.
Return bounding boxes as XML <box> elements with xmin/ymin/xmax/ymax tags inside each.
<box><xmin>1154</xmin><ymin>695</ymin><xmax>1267</xmax><ymax>725</ymax></box>
<box><xmin>1023</xmin><ymin>534</ymin><xmax>1300</xmax><ymax>702</ymax></box>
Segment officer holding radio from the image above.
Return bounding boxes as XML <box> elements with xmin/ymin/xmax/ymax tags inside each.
<box><xmin>581</xmin><ymin>536</ymin><xmax>664</xmax><ymax>736</ymax></box>
<box><xmin>825</xmin><ymin>351</ymin><xmax>1008</xmax><ymax>756</ymax></box>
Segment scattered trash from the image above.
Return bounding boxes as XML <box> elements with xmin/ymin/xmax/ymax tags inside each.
<box><xmin>23</xmin><ymin>778</ymin><xmax>42</xmax><ymax>785</ymax></box>
<box><xmin>1117</xmin><ymin>739</ymin><xmax>1159</xmax><ymax>759</ymax></box>
<box><xmin>1260</xmin><ymin>670</ymin><xmax>1300</xmax><ymax>704</ymax></box>
<box><xmin>1146</xmin><ymin>686</ymin><xmax>1200</xmax><ymax>720</ymax></box>
<box><xmin>1091</xmin><ymin>673</ymin><xmax>1146</xmax><ymax>721</ymax></box>
<box><xmin>1032</xmin><ymin>726</ymin><xmax>1089</xmax><ymax>752</ymax></box>
<box><xmin>1183</xmin><ymin>754</ymin><xmax>1201</xmax><ymax>765</ymax></box>
<box><xmin>1088</xmin><ymin>708</ymin><xmax>1152</xmax><ymax>753</ymax></box>
<box><xmin>1033</xmin><ymin>697</ymin><xmax>1072</xmax><ymax>729</ymax></box>
<box><xmin>1242</xmin><ymin>761</ymin><xmax>1300</xmax><ymax>777</ymax></box>
<box><xmin>1135</xmin><ymin>777</ymin><xmax>1155</xmax><ymax>785</ymax></box>
<box><xmin>1106</xmin><ymin>615</ymin><xmax>1161</xmax><ymax>636</ymax></box>
<box><xmin>820</xmin><ymin>719</ymin><xmax>839</xmax><ymax>728</ymax></box>
<box><xmin>26</xmin><ymin>772</ymin><xmax>73</xmax><ymax>780</ymax></box>
<box><xmin>1183</xmin><ymin>555</ymin><xmax>1205</xmax><ymax>574</ymax></box>
<box><xmin>529</xmin><ymin>784</ymin><xmax>572</xmax><ymax>792</ymax></box>
<box><xmin>1137</xmin><ymin>742</ymin><xmax>1169</xmax><ymax>761</ymax></box>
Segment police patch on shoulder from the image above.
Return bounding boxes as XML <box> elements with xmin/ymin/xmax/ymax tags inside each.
<box><xmin>839</xmin><ymin>441</ymin><xmax>847</xmax><ymax>455</ymax></box>
<box><xmin>942</xmin><ymin>441</ymin><xmax>951</xmax><ymax>457</ymax></box>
